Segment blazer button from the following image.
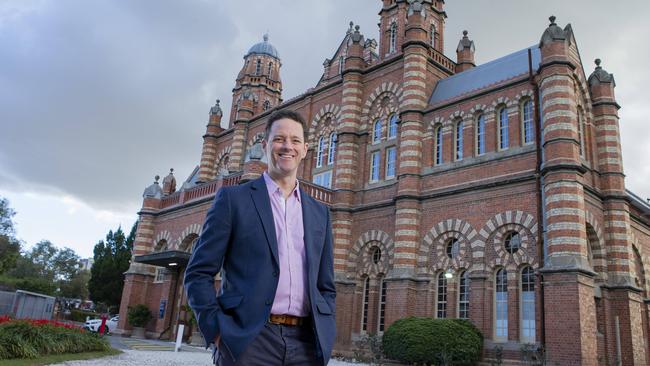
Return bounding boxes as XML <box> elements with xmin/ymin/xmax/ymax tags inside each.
<box><xmin>272</xmin><ymin>271</ymin><xmax>278</xmax><ymax>277</ymax></box>
<box><xmin>265</xmin><ymin>300</ymin><xmax>272</xmax><ymax>306</ymax></box>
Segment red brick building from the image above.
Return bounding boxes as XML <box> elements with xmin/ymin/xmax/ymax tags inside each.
<box><xmin>117</xmin><ymin>1</ymin><xmax>650</xmax><ymax>364</ymax></box>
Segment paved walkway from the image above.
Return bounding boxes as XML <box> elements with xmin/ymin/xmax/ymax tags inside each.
<box><xmin>50</xmin><ymin>336</ymin><xmax>366</xmax><ymax>365</ymax></box>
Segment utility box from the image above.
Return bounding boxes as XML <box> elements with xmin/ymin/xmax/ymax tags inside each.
<box><xmin>0</xmin><ymin>290</ymin><xmax>55</xmax><ymax>320</ymax></box>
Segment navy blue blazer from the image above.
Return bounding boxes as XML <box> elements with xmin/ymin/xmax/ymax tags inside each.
<box><xmin>184</xmin><ymin>176</ymin><xmax>336</xmax><ymax>365</ymax></box>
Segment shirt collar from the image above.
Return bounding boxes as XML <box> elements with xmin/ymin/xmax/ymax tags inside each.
<box><xmin>262</xmin><ymin>172</ymin><xmax>301</xmax><ymax>201</ymax></box>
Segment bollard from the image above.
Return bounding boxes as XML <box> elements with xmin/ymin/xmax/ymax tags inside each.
<box><xmin>99</xmin><ymin>313</ymin><xmax>108</xmax><ymax>335</ymax></box>
<box><xmin>175</xmin><ymin>324</ymin><xmax>184</xmax><ymax>352</ymax></box>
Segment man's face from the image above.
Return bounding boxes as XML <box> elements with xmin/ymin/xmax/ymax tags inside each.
<box><xmin>263</xmin><ymin>118</ymin><xmax>308</xmax><ymax>180</ymax></box>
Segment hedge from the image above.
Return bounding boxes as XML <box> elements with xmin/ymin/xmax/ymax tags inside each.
<box><xmin>0</xmin><ymin>315</ymin><xmax>110</xmax><ymax>359</ymax></box>
<box><xmin>382</xmin><ymin>317</ymin><xmax>483</xmax><ymax>365</ymax></box>
<box><xmin>70</xmin><ymin>309</ymin><xmax>98</xmax><ymax>323</ymax></box>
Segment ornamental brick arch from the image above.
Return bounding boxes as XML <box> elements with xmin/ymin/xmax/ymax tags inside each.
<box><xmin>630</xmin><ymin>233</ymin><xmax>650</xmax><ymax>295</ymax></box>
<box><xmin>175</xmin><ymin>223</ymin><xmax>202</xmax><ymax>251</ymax></box>
<box><xmin>154</xmin><ymin>230</ymin><xmax>172</xmax><ymax>247</ymax></box>
<box><xmin>359</xmin><ymin>82</ymin><xmax>404</xmax><ymax>131</ymax></box>
<box><xmin>479</xmin><ymin>210</ymin><xmax>539</xmax><ymax>272</ymax></box>
<box><xmin>307</xmin><ymin>104</ymin><xmax>341</xmax><ymax>145</ymax></box>
<box><xmin>584</xmin><ymin>210</ymin><xmax>607</xmax><ymax>279</ymax></box>
<box><xmin>214</xmin><ymin>146</ymin><xmax>233</xmax><ymax>177</ymax></box>
<box><xmin>417</xmin><ymin>218</ymin><xmax>478</xmax><ymax>275</ymax></box>
<box><xmin>345</xmin><ymin>230</ymin><xmax>395</xmax><ymax>279</ymax></box>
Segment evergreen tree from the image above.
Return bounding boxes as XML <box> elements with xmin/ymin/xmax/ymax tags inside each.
<box><xmin>0</xmin><ymin>198</ymin><xmax>21</xmax><ymax>275</ymax></box>
<box><xmin>88</xmin><ymin>221</ymin><xmax>136</xmax><ymax>308</ymax></box>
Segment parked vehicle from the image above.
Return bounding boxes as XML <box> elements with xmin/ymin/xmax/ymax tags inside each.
<box><xmin>83</xmin><ymin>315</ymin><xmax>118</xmax><ymax>334</ymax></box>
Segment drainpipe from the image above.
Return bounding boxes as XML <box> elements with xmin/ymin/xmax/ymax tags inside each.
<box><xmin>529</xmin><ymin>48</ymin><xmax>546</xmax><ymax>348</ymax></box>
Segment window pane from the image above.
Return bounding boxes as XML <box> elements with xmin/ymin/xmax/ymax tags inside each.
<box><xmin>521</xmin><ymin>266</ymin><xmax>536</xmax><ymax>342</ymax></box>
<box><xmin>362</xmin><ymin>277</ymin><xmax>370</xmax><ymax>332</ymax></box>
<box><xmin>316</xmin><ymin>137</ymin><xmax>325</xmax><ymax>167</ymax></box>
<box><xmin>456</xmin><ymin>121</ymin><xmax>464</xmax><ymax>160</ymax></box>
<box><xmin>435</xmin><ymin>126</ymin><xmax>443</xmax><ymax>165</ymax></box>
<box><xmin>328</xmin><ymin>133</ymin><xmax>337</xmax><ymax>165</ymax></box>
<box><xmin>499</xmin><ymin>108</ymin><xmax>509</xmax><ymax>149</ymax></box>
<box><xmin>495</xmin><ymin>269</ymin><xmax>508</xmax><ymax>339</ymax></box>
<box><xmin>476</xmin><ymin>115</ymin><xmax>485</xmax><ymax>155</ymax></box>
<box><xmin>459</xmin><ymin>271</ymin><xmax>470</xmax><ymax>319</ymax></box>
<box><xmin>386</xmin><ymin>147</ymin><xmax>396</xmax><ymax>178</ymax></box>
<box><xmin>523</xmin><ymin>101</ymin><xmax>534</xmax><ymax>144</ymax></box>
<box><xmin>388</xmin><ymin>115</ymin><xmax>398</xmax><ymax>139</ymax></box>
<box><xmin>370</xmin><ymin>152</ymin><xmax>380</xmax><ymax>181</ymax></box>
<box><xmin>379</xmin><ymin>279</ymin><xmax>387</xmax><ymax>332</ymax></box>
<box><xmin>373</xmin><ymin>120</ymin><xmax>382</xmax><ymax>142</ymax></box>
<box><xmin>437</xmin><ymin>273</ymin><xmax>447</xmax><ymax>318</ymax></box>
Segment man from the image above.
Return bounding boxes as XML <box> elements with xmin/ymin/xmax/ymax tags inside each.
<box><xmin>184</xmin><ymin>110</ymin><xmax>336</xmax><ymax>365</ymax></box>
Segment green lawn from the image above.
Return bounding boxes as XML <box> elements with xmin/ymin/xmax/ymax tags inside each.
<box><xmin>0</xmin><ymin>349</ymin><xmax>121</xmax><ymax>366</ymax></box>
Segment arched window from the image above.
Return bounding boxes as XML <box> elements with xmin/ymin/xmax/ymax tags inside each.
<box><xmin>522</xmin><ymin>100</ymin><xmax>534</xmax><ymax>144</ymax></box>
<box><xmin>316</xmin><ymin>136</ymin><xmax>325</xmax><ymax>168</ymax></box>
<box><xmin>476</xmin><ymin>114</ymin><xmax>486</xmax><ymax>155</ymax></box>
<box><xmin>577</xmin><ymin>109</ymin><xmax>585</xmax><ymax>157</ymax></box>
<box><xmin>498</xmin><ymin>107</ymin><xmax>509</xmax><ymax>150</ymax></box>
<box><xmin>455</xmin><ymin>120</ymin><xmax>464</xmax><ymax>161</ymax></box>
<box><xmin>370</xmin><ymin>151</ymin><xmax>381</xmax><ymax>182</ymax></box>
<box><xmin>262</xmin><ymin>100</ymin><xmax>271</xmax><ymax>111</ymax></box>
<box><xmin>362</xmin><ymin>277</ymin><xmax>370</xmax><ymax>332</ymax></box>
<box><xmin>430</xmin><ymin>23</ymin><xmax>436</xmax><ymax>48</ymax></box>
<box><xmin>267</xmin><ymin>61</ymin><xmax>273</xmax><ymax>78</ymax></box>
<box><xmin>495</xmin><ymin>268</ymin><xmax>508</xmax><ymax>341</ymax></box>
<box><xmin>339</xmin><ymin>56</ymin><xmax>344</xmax><ymax>75</ymax></box>
<box><xmin>373</xmin><ymin>119</ymin><xmax>382</xmax><ymax>143</ymax></box>
<box><xmin>521</xmin><ymin>266</ymin><xmax>536</xmax><ymax>343</ymax></box>
<box><xmin>434</xmin><ymin>125</ymin><xmax>443</xmax><ymax>165</ymax></box>
<box><xmin>388</xmin><ymin>114</ymin><xmax>398</xmax><ymax>139</ymax></box>
<box><xmin>378</xmin><ymin>277</ymin><xmax>387</xmax><ymax>332</ymax></box>
<box><xmin>255</xmin><ymin>59</ymin><xmax>261</xmax><ymax>75</ymax></box>
<box><xmin>371</xmin><ymin>246</ymin><xmax>382</xmax><ymax>264</ymax></box>
<box><xmin>389</xmin><ymin>22</ymin><xmax>397</xmax><ymax>53</ymax></box>
<box><xmin>458</xmin><ymin>270</ymin><xmax>470</xmax><ymax>319</ymax></box>
<box><xmin>327</xmin><ymin>133</ymin><xmax>337</xmax><ymax>165</ymax></box>
<box><xmin>437</xmin><ymin>272</ymin><xmax>448</xmax><ymax>318</ymax></box>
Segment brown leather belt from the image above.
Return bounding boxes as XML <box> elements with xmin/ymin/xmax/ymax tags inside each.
<box><xmin>269</xmin><ymin>314</ymin><xmax>307</xmax><ymax>326</ymax></box>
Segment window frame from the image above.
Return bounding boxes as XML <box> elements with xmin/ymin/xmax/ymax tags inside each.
<box><xmin>328</xmin><ymin>132</ymin><xmax>337</xmax><ymax>165</ymax></box>
<box><xmin>522</xmin><ymin>99</ymin><xmax>534</xmax><ymax>145</ymax></box>
<box><xmin>313</xmin><ymin>170</ymin><xmax>332</xmax><ymax>189</ymax></box>
<box><xmin>455</xmin><ymin>120</ymin><xmax>464</xmax><ymax>161</ymax></box>
<box><xmin>378</xmin><ymin>277</ymin><xmax>387</xmax><ymax>333</ymax></box>
<box><xmin>458</xmin><ymin>270</ymin><xmax>470</xmax><ymax>319</ymax></box>
<box><xmin>434</xmin><ymin>124</ymin><xmax>443</xmax><ymax>165</ymax></box>
<box><xmin>385</xmin><ymin>146</ymin><xmax>397</xmax><ymax>179</ymax></box>
<box><xmin>498</xmin><ymin>106</ymin><xmax>509</xmax><ymax>150</ymax></box>
<box><xmin>388</xmin><ymin>114</ymin><xmax>398</xmax><ymax>139</ymax></box>
<box><xmin>370</xmin><ymin>151</ymin><xmax>381</xmax><ymax>182</ymax></box>
<box><xmin>389</xmin><ymin>22</ymin><xmax>397</xmax><ymax>54</ymax></box>
<box><xmin>373</xmin><ymin>119</ymin><xmax>383</xmax><ymax>143</ymax></box>
<box><xmin>436</xmin><ymin>272</ymin><xmax>448</xmax><ymax>318</ymax></box>
<box><xmin>520</xmin><ymin>266</ymin><xmax>536</xmax><ymax>343</ymax></box>
<box><xmin>476</xmin><ymin>114</ymin><xmax>486</xmax><ymax>156</ymax></box>
<box><xmin>361</xmin><ymin>277</ymin><xmax>370</xmax><ymax>333</ymax></box>
<box><xmin>316</xmin><ymin>136</ymin><xmax>325</xmax><ymax>168</ymax></box>
<box><xmin>494</xmin><ymin>268</ymin><xmax>508</xmax><ymax>342</ymax></box>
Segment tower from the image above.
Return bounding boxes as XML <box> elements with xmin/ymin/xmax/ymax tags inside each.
<box><xmin>228</xmin><ymin>34</ymin><xmax>283</xmax><ymax>128</ymax></box>
<box><xmin>377</xmin><ymin>0</ymin><xmax>446</xmax><ymax>59</ymax></box>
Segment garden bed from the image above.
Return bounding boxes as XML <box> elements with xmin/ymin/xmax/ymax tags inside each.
<box><xmin>0</xmin><ymin>315</ymin><xmax>112</xmax><ymax>360</ymax></box>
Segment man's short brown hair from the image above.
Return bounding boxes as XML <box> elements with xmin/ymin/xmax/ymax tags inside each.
<box><xmin>265</xmin><ymin>110</ymin><xmax>308</xmax><ymax>142</ymax></box>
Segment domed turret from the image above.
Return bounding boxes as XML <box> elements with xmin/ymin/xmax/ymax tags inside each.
<box><xmin>229</xmin><ymin>34</ymin><xmax>283</xmax><ymax>128</ymax></box>
<box><xmin>246</xmin><ymin>34</ymin><xmax>280</xmax><ymax>59</ymax></box>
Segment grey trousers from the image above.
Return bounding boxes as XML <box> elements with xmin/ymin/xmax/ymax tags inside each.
<box><xmin>213</xmin><ymin>323</ymin><xmax>322</xmax><ymax>366</ymax></box>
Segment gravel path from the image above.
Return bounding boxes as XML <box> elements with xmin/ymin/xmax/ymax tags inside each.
<box><xmin>50</xmin><ymin>349</ymin><xmax>368</xmax><ymax>366</ymax></box>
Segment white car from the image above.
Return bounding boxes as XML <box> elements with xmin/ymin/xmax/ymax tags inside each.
<box><xmin>84</xmin><ymin>315</ymin><xmax>119</xmax><ymax>334</ymax></box>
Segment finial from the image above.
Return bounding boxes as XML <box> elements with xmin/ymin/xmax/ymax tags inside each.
<box><xmin>169</xmin><ymin>168</ymin><xmax>174</xmax><ymax>174</ymax></box>
<box><xmin>154</xmin><ymin>175</ymin><xmax>160</xmax><ymax>183</ymax></box>
<box><xmin>349</xmin><ymin>21</ymin><xmax>354</xmax><ymax>29</ymax></box>
<box><xmin>462</xmin><ymin>30</ymin><xmax>468</xmax><ymax>37</ymax></box>
<box><xmin>355</xmin><ymin>25</ymin><xmax>360</xmax><ymax>32</ymax></box>
<box><xmin>263</xmin><ymin>33</ymin><xmax>269</xmax><ymax>42</ymax></box>
<box><xmin>595</xmin><ymin>58</ymin><xmax>601</xmax><ymax>68</ymax></box>
<box><xmin>216</xmin><ymin>99</ymin><xmax>220</xmax><ymax>105</ymax></box>
<box><xmin>549</xmin><ymin>15</ymin><xmax>556</xmax><ymax>25</ymax></box>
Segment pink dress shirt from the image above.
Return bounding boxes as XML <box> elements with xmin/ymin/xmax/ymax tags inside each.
<box><xmin>263</xmin><ymin>172</ymin><xmax>309</xmax><ymax>317</ymax></box>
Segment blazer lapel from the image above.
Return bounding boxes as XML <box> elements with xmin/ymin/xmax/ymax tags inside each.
<box><xmin>250</xmin><ymin>177</ymin><xmax>279</xmax><ymax>266</ymax></box>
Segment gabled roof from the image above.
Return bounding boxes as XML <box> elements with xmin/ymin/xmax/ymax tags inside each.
<box><xmin>429</xmin><ymin>45</ymin><xmax>541</xmax><ymax>106</ymax></box>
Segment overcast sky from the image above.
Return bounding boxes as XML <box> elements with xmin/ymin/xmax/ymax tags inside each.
<box><xmin>1</xmin><ymin>0</ymin><xmax>648</xmax><ymax>258</ymax></box>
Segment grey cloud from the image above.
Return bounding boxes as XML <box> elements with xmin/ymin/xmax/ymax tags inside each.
<box><xmin>0</xmin><ymin>0</ymin><xmax>648</xmax><ymax>213</ymax></box>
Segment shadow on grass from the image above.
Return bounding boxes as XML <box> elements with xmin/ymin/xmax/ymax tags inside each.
<box><xmin>0</xmin><ymin>348</ymin><xmax>122</xmax><ymax>366</ymax></box>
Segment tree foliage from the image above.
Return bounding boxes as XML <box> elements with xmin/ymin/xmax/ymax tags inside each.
<box><xmin>88</xmin><ymin>222</ymin><xmax>136</xmax><ymax>308</ymax></box>
<box><xmin>0</xmin><ymin>198</ymin><xmax>21</xmax><ymax>275</ymax></box>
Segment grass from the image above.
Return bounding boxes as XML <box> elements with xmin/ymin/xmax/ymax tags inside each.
<box><xmin>0</xmin><ymin>348</ymin><xmax>121</xmax><ymax>366</ymax></box>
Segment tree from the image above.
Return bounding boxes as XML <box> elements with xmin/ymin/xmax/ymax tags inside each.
<box><xmin>88</xmin><ymin>222</ymin><xmax>136</xmax><ymax>308</ymax></box>
<box><xmin>59</xmin><ymin>270</ymin><xmax>90</xmax><ymax>299</ymax></box>
<box><xmin>0</xmin><ymin>198</ymin><xmax>21</xmax><ymax>275</ymax></box>
<box><xmin>52</xmin><ymin>247</ymin><xmax>81</xmax><ymax>281</ymax></box>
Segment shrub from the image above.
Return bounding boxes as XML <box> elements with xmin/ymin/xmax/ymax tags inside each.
<box><xmin>382</xmin><ymin>317</ymin><xmax>483</xmax><ymax>366</ymax></box>
<box><xmin>0</xmin><ymin>316</ymin><xmax>110</xmax><ymax>359</ymax></box>
<box><xmin>70</xmin><ymin>309</ymin><xmax>98</xmax><ymax>323</ymax></box>
<box><xmin>127</xmin><ymin>304</ymin><xmax>152</xmax><ymax>328</ymax></box>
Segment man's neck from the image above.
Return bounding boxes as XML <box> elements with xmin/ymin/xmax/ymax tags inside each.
<box><xmin>267</xmin><ymin>171</ymin><xmax>297</xmax><ymax>199</ymax></box>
